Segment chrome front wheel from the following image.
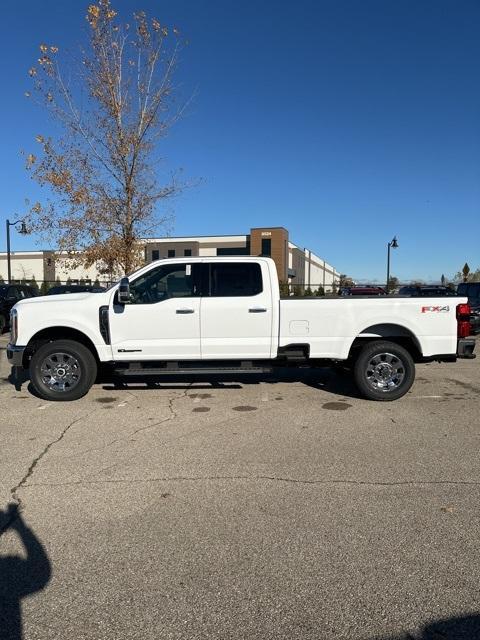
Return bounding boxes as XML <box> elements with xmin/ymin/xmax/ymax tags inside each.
<box><xmin>40</xmin><ymin>352</ymin><xmax>82</xmax><ymax>393</ymax></box>
<box><xmin>30</xmin><ymin>340</ymin><xmax>97</xmax><ymax>401</ymax></box>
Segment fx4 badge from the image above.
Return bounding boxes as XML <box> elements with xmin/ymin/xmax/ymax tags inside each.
<box><xmin>421</xmin><ymin>305</ymin><xmax>450</xmax><ymax>313</ymax></box>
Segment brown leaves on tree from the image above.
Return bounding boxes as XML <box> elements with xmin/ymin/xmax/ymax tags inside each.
<box><xmin>25</xmin><ymin>0</ymin><xmax>186</xmax><ymax>276</ymax></box>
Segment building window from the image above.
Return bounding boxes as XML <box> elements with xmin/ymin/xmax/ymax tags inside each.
<box><xmin>261</xmin><ymin>238</ymin><xmax>271</xmax><ymax>256</ymax></box>
<box><xmin>168</xmin><ymin>249</ymin><xmax>175</xmax><ymax>258</ymax></box>
<box><xmin>184</xmin><ymin>249</ymin><xmax>192</xmax><ymax>257</ymax></box>
<box><xmin>152</xmin><ymin>250</ymin><xmax>159</xmax><ymax>261</ymax></box>
<box><xmin>217</xmin><ymin>246</ymin><xmax>249</xmax><ymax>256</ymax></box>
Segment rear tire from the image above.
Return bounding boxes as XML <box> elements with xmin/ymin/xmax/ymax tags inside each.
<box><xmin>30</xmin><ymin>340</ymin><xmax>97</xmax><ymax>401</ymax></box>
<box><xmin>353</xmin><ymin>340</ymin><xmax>415</xmax><ymax>401</ymax></box>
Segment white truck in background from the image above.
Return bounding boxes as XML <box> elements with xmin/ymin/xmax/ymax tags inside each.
<box><xmin>7</xmin><ymin>257</ymin><xmax>475</xmax><ymax>401</ymax></box>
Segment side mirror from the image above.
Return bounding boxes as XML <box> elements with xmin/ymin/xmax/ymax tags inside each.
<box><xmin>117</xmin><ymin>277</ymin><xmax>131</xmax><ymax>304</ymax></box>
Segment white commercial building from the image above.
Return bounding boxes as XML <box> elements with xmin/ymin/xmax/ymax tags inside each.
<box><xmin>1</xmin><ymin>226</ymin><xmax>340</xmax><ymax>291</ymax></box>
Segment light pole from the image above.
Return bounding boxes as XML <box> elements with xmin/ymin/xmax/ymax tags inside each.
<box><xmin>6</xmin><ymin>219</ymin><xmax>29</xmax><ymax>284</ymax></box>
<box><xmin>386</xmin><ymin>236</ymin><xmax>398</xmax><ymax>293</ymax></box>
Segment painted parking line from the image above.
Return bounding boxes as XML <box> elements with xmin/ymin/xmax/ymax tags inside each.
<box><xmin>412</xmin><ymin>395</ymin><xmax>443</xmax><ymax>399</ymax></box>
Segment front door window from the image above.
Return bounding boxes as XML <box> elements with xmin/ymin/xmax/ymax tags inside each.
<box><xmin>128</xmin><ymin>264</ymin><xmax>201</xmax><ymax>304</ymax></box>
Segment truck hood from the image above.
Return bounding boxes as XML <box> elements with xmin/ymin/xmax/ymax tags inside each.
<box><xmin>15</xmin><ymin>291</ymin><xmax>110</xmax><ymax>306</ymax></box>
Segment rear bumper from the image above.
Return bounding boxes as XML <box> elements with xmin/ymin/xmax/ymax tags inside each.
<box><xmin>6</xmin><ymin>344</ymin><xmax>26</xmax><ymax>367</ymax></box>
<box><xmin>469</xmin><ymin>315</ymin><xmax>480</xmax><ymax>335</ymax></box>
<box><xmin>457</xmin><ymin>338</ymin><xmax>476</xmax><ymax>359</ymax></box>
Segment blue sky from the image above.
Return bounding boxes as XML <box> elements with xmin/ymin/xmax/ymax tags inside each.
<box><xmin>1</xmin><ymin>0</ymin><xmax>479</xmax><ymax>282</ymax></box>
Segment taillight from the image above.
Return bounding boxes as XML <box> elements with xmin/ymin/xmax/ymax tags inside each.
<box><xmin>457</xmin><ymin>303</ymin><xmax>471</xmax><ymax>338</ymax></box>
<box><xmin>457</xmin><ymin>303</ymin><xmax>470</xmax><ymax>318</ymax></box>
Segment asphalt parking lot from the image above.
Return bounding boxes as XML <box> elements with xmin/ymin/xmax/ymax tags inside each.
<box><xmin>0</xmin><ymin>333</ymin><xmax>479</xmax><ymax>640</ymax></box>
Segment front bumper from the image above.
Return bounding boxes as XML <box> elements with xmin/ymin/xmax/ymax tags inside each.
<box><xmin>457</xmin><ymin>338</ymin><xmax>476</xmax><ymax>359</ymax></box>
<box><xmin>6</xmin><ymin>344</ymin><xmax>26</xmax><ymax>367</ymax></box>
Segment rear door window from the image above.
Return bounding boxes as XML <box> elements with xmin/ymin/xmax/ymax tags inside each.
<box><xmin>208</xmin><ymin>263</ymin><xmax>263</xmax><ymax>297</ymax></box>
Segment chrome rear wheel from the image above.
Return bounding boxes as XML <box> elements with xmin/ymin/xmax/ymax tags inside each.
<box><xmin>365</xmin><ymin>352</ymin><xmax>405</xmax><ymax>393</ymax></box>
<box><xmin>354</xmin><ymin>340</ymin><xmax>415</xmax><ymax>401</ymax></box>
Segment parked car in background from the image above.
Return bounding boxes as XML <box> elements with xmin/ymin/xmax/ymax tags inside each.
<box><xmin>0</xmin><ymin>284</ymin><xmax>39</xmax><ymax>333</ymax></box>
<box><xmin>343</xmin><ymin>286</ymin><xmax>387</xmax><ymax>296</ymax></box>
<box><xmin>46</xmin><ymin>284</ymin><xmax>106</xmax><ymax>295</ymax></box>
<box><xmin>457</xmin><ymin>282</ymin><xmax>480</xmax><ymax>334</ymax></box>
<box><xmin>398</xmin><ymin>285</ymin><xmax>457</xmax><ymax>297</ymax></box>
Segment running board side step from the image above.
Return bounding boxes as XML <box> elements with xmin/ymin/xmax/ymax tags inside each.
<box><xmin>113</xmin><ymin>361</ymin><xmax>274</xmax><ymax>376</ymax></box>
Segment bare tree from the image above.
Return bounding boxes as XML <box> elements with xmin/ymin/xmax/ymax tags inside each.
<box><xmin>387</xmin><ymin>276</ymin><xmax>399</xmax><ymax>292</ymax></box>
<box><xmin>339</xmin><ymin>274</ymin><xmax>355</xmax><ymax>288</ymax></box>
<box><xmin>25</xmin><ymin>0</ymin><xmax>188</xmax><ymax>275</ymax></box>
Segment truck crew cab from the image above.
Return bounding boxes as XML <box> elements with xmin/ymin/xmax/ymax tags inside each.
<box><xmin>7</xmin><ymin>257</ymin><xmax>475</xmax><ymax>401</ymax></box>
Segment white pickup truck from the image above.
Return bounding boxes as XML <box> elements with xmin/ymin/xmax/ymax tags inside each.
<box><xmin>7</xmin><ymin>257</ymin><xmax>475</xmax><ymax>401</ymax></box>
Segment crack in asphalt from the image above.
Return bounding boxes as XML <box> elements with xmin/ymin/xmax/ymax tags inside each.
<box><xmin>3</xmin><ymin>409</ymin><xmax>97</xmax><ymax>526</ymax></box>
<box><xmin>24</xmin><ymin>475</ymin><xmax>480</xmax><ymax>489</ymax></box>
<box><xmin>76</xmin><ymin>386</ymin><xmax>195</xmax><ymax>456</ymax></box>
<box><xmin>128</xmin><ymin>386</ymin><xmax>193</xmax><ymax>438</ymax></box>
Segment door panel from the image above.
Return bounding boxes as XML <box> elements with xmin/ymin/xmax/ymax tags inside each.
<box><xmin>109</xmin><ymin>263</ymin><xmax>201</xmax><ymax>360</ymax></box>
<box><xmin>200</xmin><ymin>261</ymin><xmax>273</xmax><ymax>359</ymax></box>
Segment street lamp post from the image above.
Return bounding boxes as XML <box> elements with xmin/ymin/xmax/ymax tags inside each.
<box><xmin>386</xmin><ymin>236</ymin><xmax>398</xmax><ymax>293</ymax></box>
<box><xmin>6</xmin><ymin>219</ymin><xmax>29</xmax><ymax>284</ymax></box>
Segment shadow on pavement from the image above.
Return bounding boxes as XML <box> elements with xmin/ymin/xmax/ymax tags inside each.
<box><xmin>377</xmin><ymin>613</ymin><xmax>480</xmax><ymax>639</ymax></box>
<box><xmin>8</xmin><ymin>362</ymin><xmax>362</xmax><ymax>400</ymax></box>
<box><xmin>101</xmin><ymin>367</ymin><xmax>362</xmax><ymax>399</ymax></box>
<box><xmin>6</xmin><ymin>367</ymin><xmax>30</xmax><ymax>393</ymax></box>
<box><xmin>6</xmin><ymin>355</ymin><xmax>362</xmax><ymax>399</ymax></box>
<box><xmin>0</xmin><ymin>504</ymin><xmax>51</xmax><ymax>640</ymax></box>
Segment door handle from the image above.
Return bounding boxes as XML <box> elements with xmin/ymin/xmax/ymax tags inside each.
<box><xmin>176</xmin><ymin>308</ymin><xmax>195</xmax><ymax>314</ymax></box>
<box><xmin>249</xmin><ymin>307</ymin><xmax>267</xmax><ymax>313</ymax></box>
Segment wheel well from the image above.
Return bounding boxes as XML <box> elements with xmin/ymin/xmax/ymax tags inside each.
<box><xmin>348</xmin><ymin>324</ymin><xmax>422</xmax><ymax>362</ymax></box>
<box><xmin>25</xmin><ymin>327</ymin><xmax>99</xmax><ymax>366</ymax></box>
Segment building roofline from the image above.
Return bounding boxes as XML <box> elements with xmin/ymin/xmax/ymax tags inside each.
<box><xmin>0</xmin><ymin>251</ymin><xmax>51</xmax><ymax>256</ymax></box>
<box><xmin>143</xmin><ymin>234</ymin><xmax>247</xmax><ymax>242</ymax></box>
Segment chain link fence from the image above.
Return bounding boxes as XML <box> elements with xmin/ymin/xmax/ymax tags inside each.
<box><xmin>281</xmin><ymin>282</ymin><xmax>459</xmax><ymax>297</ymax></box>
<box><xmin>2</xmin><ymin>279</ymin><xmax>115</xmax><ymax>295</ymax></box>
<box><xmin>3</xmin><ymin>278</ymin><xmax>460</xmax><ymax>297</ymax></box>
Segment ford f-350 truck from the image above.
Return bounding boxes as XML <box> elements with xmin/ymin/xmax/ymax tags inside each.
<box><xmin>7</xmin><ymin>257</ymin><xmax>475</xmax><ymax>401</ymax></box>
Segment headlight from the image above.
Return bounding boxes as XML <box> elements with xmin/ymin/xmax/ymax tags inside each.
<box><xmin>10</xmin><ymin>308</ymin><xmax>18</xmax><ymax>345</ymax></box>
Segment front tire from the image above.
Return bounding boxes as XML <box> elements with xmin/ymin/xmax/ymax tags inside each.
<box><xmin>30</xmin><ymin>340</ymin><xmax>97</xmax><ymax>401</ymax></box>
<box><xmin>353</xmin><ymin>340</ymin><xmax>415</xmax><ymax>401</ymax></box>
